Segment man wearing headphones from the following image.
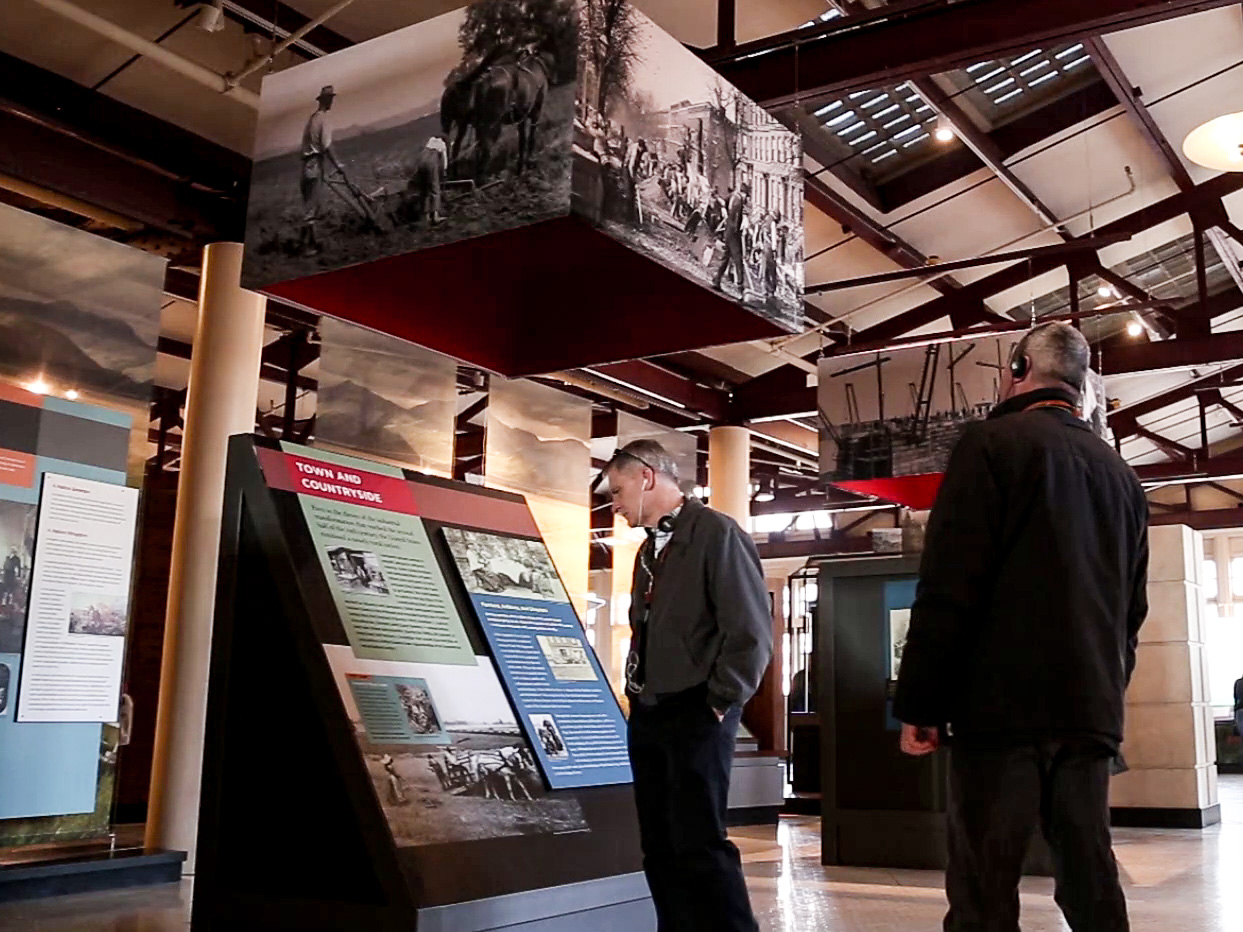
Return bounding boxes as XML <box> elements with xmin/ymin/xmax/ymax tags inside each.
<box><xmin>894</xmin><ymin>322</ymin><xmax>1149</xmax><ymax>931</ymax></box>
<box><xmin>603</xmin><ymin>439</ymin><xmax>771</xmax><ymax>932</ymax></box>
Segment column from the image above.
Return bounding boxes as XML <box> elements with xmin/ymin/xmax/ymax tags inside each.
<box><xmin>1110</xmin><ymin>524</ymin><xmax>1220</xmax><ymax>826</ymax></box>
<box><xmin>145</xmin><ymin>243</ymin><xmax>267</xmax><ymax>869</ymax></box>
<box><xmin>709</xmin><ymin>425</ymin><xmax>751</xmax><ymax>527</ymax></box>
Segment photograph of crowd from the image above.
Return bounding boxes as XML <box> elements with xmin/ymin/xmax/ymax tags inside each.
<box><xmin>529</xmin><ymin>713</ymin><xmax>569</xmax><ymax>760</ymax></box>
<box><xmin>326</xmin><ymin>647</ymin><xmax>587</xmax><ymax>847</ymax></box>
<box><xmin>242</xmin><ymin>0</ymin><xmax>577</xmax><ymax>289</ymax></box>
<box><xmin>442</xmin><ymin>528</ymin><xmax>570</xmax><ymax>603</ymax></box>
<box><xmin>67</xmin><ymin>593</ymin><xmax>129</xmax><ymax>638</ymax></box>
<box><xmin>325</xmin><ymin>546</ymin><xmax>391</xmax><ymax>595</ymax></box>
<box><xmin>572</xmin><ymin>0</ymin><xmax>802</xmax><ymax>329</ymax></box>
<box><xmin>537</xmin><ymin>635</ymin><xmax>598</xmax><ymax>682</ymax></box>
<box><xmin>0</xmin><ymin>501</ymin><xmax>35</xmax><ymax>655</ymax></box>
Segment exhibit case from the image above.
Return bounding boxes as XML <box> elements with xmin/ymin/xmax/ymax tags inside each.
<box><xmin>192</xmin><ymin>435</ymin><xmax>652</xmax><ymax>930</ymax></box>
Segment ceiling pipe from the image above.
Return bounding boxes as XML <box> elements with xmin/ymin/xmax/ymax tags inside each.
<box><xmin>225</xmin><ymin>0</ymin><xmax>357</xmax><ymax>89</ymax></box>
<box><xmin>29</xmin><ymin>0</ymin><xmax>259</xmax><ymax>108</ymax></box>
<box><xmin>0</xmin><ymin>172</ymin><xmax>142</xmax><ymax>231</ymax></box>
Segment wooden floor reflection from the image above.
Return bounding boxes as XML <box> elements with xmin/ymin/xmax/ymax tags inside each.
<box><xmin>1</xmin><ymin>775</ymin><xmax>1239</xmax><ymax>931</ymax></box>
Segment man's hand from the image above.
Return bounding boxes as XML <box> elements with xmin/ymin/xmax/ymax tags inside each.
<box><xmin>899</xmin><ymin>723</ymin><xmax>940</xmax><ymax>756</ymax></box>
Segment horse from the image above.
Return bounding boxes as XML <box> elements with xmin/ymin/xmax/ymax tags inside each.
<box><xmin>467</xmin><ymin>48</ymin><xmax>554</xmax><ymax>182</ymax></box>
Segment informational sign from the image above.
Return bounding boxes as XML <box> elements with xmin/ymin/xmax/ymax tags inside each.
<box><xmin>288</xmin><ymin>450</ymin><xmax>475</xmax><ymax>667</ymax></box>
<box><xmin>17</xmin><ymin>473</ymin><xmax>139</xmax><ymax>723</ymax></box>
<box><xmin>345</xmin><ymin>673</ymin><xmax>452</xmax><ymax>747</ymax></box>
<box><xmin>441</xmin><ymin>527</ymin><xmax>632</xmax><ymax>789</ymax></box>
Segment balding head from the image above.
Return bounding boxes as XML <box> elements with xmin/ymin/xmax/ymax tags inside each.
<box><xmin>1007</xmin><ymin>322</ymin><xmax>1090</xmax><ymax>401</ymax></box>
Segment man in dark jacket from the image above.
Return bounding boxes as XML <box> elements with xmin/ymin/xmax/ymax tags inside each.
<box><xmin>604</xmin><ymin>439</ymin><xmax>772</xmax><ymax>932</ymax></box>
<box><xmin>894</xmin><ymin>322</ymin><xmax>1148</xmax><ymax>932</ymax></box>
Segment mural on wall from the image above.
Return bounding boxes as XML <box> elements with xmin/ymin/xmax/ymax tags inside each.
<box><xmin>316</xmin><ymin>318</ymin><xmax>457</xmax><ymax>475</ymax></box>
<box><xmin>818</xmin><ymin>334</ymin><xmax>1110</xmax><ymax>482</ymax></box>
<box><xmin>0</xmin><ymin>204</ymin><xmax>163</xmax><ymax>405</ymax></box>
<box><xmin>572</xmin><ymin>0</ymin><xmax>804</xmax><ymax>330</ymax></box>
<box><xmin>243</xmin><ymin>0</ymin><xmax>578</xmax><ymax>289</ymax></box>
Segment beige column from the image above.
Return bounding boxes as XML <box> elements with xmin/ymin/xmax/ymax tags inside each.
<box><xmin>1110</xmin><ymin>524</ymin><xmax>1219</xmax><ymax>824</ymax></box>
<box><xmin>145</xmin><ymin>243</ymin><xmax>266</xmax><ymax>870</ymax></box>
<box><xmin>709</xmin><ymin>425</ymin><xmax>751</xmax><ymax>526</ymax></box>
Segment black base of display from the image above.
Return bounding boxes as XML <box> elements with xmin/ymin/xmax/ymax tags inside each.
<box><xmin>726</xmin><ymin>805</ymin><xmax>783</xmax><ymax>827</ymax></box>
<box><xmin>418</xmin><ymin>872</ymin><xmax>654</xmax><ymax>931</ymax></box>
<box><xmin>1110</xmin><ymin>805</ymin><xmax>1222</xmax><ymax>829</ymax></box>
<box><xmin>0</xmin><ymin>848</ymin><xmax>184</xmax><ymax>903</ymax></box>
<box><xmin>783</xmin><ymin>794</ymin><xmax>821</xmax><ymax>816</ymax></box>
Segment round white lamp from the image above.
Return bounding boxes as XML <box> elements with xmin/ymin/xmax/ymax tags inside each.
<box><xmin>1183</xmin><ymin>112</ymin><xmax>1243</xmax><ymax>171</ymax></box>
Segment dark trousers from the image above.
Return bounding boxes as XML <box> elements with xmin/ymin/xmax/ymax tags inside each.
<box><xmin>628</xmin><ymin>690</ymin><xmax>757</xmax><ymax>932</ymax></box>
<box><xmin>945</xmin><ymin>742</ymin><xmax>1129</xmax><ymax>932</ymax></box>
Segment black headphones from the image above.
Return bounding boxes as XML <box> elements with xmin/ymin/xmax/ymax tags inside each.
<box><xmin>1009</xmin><ymin>349</ymin><xmax>1029</xmax><ymax>381</ymax></box>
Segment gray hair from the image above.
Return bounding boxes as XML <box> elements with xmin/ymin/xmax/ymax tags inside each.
<box><xmin>608</xmin><ymin>439</ymin><xmax>680</xmax><ymax>484</ymax></box>
<box><xmin>1018</xmin><ymin>321</ymin><xmax>1090</xmax><ymax>394</ymax></box>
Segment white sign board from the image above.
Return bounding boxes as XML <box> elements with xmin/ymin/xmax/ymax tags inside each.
<box><xmin>16</xmin><ymin>474</ymin><xmax>138</xmax><ymax>723</ymax></box>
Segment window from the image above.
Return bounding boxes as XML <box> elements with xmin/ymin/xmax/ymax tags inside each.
<box><xmin>1203</xmin><ymin>558</ymin><xmax>1218</xmax><ymax>603</ymax></box>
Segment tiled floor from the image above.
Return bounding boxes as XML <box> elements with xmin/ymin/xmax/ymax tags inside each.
<box><xmin>2</xmin><ymin>776</ymin><xmax>1240</xmax><ymax>930</ymax></box>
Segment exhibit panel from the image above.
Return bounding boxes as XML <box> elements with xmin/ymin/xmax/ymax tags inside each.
<box><xmin>0</xmin><ymin>204</ymin><xmax>164</xmax><ymax>851</ymax></box>
<box><xmin>193</xmin><ymin>436</ymin><xmax>650</xmax><ymax>930</ymax></box>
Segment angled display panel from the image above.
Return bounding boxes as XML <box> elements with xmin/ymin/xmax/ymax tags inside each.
<box><xmin>194</xmin><ymin>436</ymin><xmax>649</xmax><ymax>930</ymax></box>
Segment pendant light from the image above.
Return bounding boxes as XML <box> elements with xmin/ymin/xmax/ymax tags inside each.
<box><xmin>1183</xmin><ymin>112</ymin><xmax>1243</xmax><ymax>171</ymax></box>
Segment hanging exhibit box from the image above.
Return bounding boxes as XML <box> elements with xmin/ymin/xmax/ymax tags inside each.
<box><xmin>194</xmin><ymin>436</ymin><xmax>650</xmax><ymax>931</ymax></box>
<box><xmin>240</xmin><ymin>0</ymin><xmax>803</xmax><ymax>377</ymax></box>
<box><xmin>16</xmin><ymin>473</ymin><xmax>139</xmax><ymax>724</ymax></box>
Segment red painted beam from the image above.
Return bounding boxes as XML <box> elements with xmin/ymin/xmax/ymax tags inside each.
<box><xmin>708</xmin><ymin>0</ymin><xmax>1243</xmax><ymax>108</ymax></box>
<box><xmin>1134</xmin><ymin>453</ymin><xmax>1243</xmax><ymax>483</ymax></box>
<box><xmin>589</xmin><ymin>360</ymin><xmax>730</xmax><ymax>422</ymax></box>
<box><xmin>1101</xmin><ymin>330</ymin><xmax>1243</xmax><ymax>376</ymax></box>
<box><xmin>1148</xmin><ymin>506</ymin><xmax>1243</xmax><ymax>530</ymax></box>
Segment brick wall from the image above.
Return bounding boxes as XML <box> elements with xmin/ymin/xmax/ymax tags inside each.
<box><xmin>831</xmin><ymin>407</ymin><xmax>989</xmax><ymax>480</ymax></box>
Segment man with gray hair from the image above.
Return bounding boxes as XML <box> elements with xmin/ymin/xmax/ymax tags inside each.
<box><xmin>894</xmin><ymin>321</ymin><xmax>1149</xmax><ymax>931</ymax></box>
<box><xmin>603</xmin><ymin>439</ymin><xmax>771</xmax><ymax>932</ymax></box>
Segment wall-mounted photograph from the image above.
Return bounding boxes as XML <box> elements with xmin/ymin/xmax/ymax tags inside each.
<box><xmin>0</xmin><ymin>501</ymin><xmax>36</xmax><ymax>654</ymax></box>
<box><xmin>67</xmin><ymin>593</ymin><xmax>129</xmax><ymax>638</ymax></box>
<box><xmin>442</xmin><ymin>528</ymin><xmax>570</xmax><ymax>603</ymax></box>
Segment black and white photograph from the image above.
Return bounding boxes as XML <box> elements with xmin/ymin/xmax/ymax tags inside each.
<box><xmin>395</xmin><ymin>680</ymin><xmax>443</xmax><ymax>736</ymax></box>
<box><xmin>529</xmin><ymin>713</ymin><xmax>569</xmax><ymax>760</ymax></box>
<box><xmin>442</xmin><ymin>527</ymin><xmax>570</xmax><ymax>603</ymax></box>
<box><xmin>316</xmin><ymin>317</ymin><xmax>458</xmax><ymax>475</ymax></box>
<box><xmin>537</xmin><ymin>635</ymin><xmax>598</xmax><ymax>682</ymax></box>
<box><xmin>572</xmin><ymin>0</ymin><xmax>803</xmax><ymax>329</ymax></box>
<box><xmin>325</xmin><ymin>546</ymin><xmax>391</xmax><ymax>595</ymax></box>
<box><xmin>326</xmin><ymin>647</ymin><xmax>588</xmax><ymax>847</ymax></box>
<box><xmin>242</xmin><ymin>0</ymin><xmax>577</xmax><ymax>289</ymax></box>
<box><xmin>67</xmin><ymin>593</ymin><xmax>129</xmax><ymax>638</ymax></box>
<box><xmin>0</xmin><ymin>501</ymin><xmax>36</xmax><ymax>655</ymax></box>
<box><xmin>0</xmin><ymin>660</ymin><xmax>10</xmax><ymax>716</ymax></box>
<box><xmin>0</xmin><ymin>203</ymin><xmax>163</xmax><ymax>405</ymax></box>
<box><xmin>888</xmin><ymin>608</ymin><xmax>911</xmax><ymax>681</ymax></box>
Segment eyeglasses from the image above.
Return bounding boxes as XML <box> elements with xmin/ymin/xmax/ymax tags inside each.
<box><xmin>591</xmin><ymin>448</ymin><xmax>656</xmax><ymax>493</ymax></box>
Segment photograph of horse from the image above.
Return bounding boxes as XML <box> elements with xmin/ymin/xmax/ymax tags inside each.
<box><xmin>242</xmin><ymin>0</ymin><xmax>577</xmax><ymax>290</ymax></box>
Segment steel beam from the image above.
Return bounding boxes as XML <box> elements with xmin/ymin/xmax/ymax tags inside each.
<box><xmin>1102</xmin><ymin>329</ymin><xmax>1243</xmax><ymax>375</ymax></box>
<box><xmin>803</xmin><ymin>173</ymin><xmax>960</xmax><ymax>297</ymax></box>
<box><xmin>707</xmin><ymin>0</ymin><xmax>1242</xmax><ymax>108</ymax></box>
<box><xmin>588</xmin><ymin>360</ymin><xmax>730</xmax><ymax>422</ymax></box>
<box><xmin>1148</xmin><ymin>506</ymin><xmax>1243</xmax><ymax>530</ymax></box>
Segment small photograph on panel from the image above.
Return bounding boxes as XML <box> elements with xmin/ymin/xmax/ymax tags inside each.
<box><xmin>394</xmin><ymin>679</ymin><xmax>444</xmax><ymax>736</ymax></box>
<box><xmin>529</xmin><ymin>713</ymin><xmax>569</xmax><ymax>760</ymax></box>
<box><xmin>537</xmin><ymin>635</ymin><xmax>598</xmax><ymax>682</ymax></box>
<box><xmin>0</xmin><ymin>661</ymin><xmax>9</xmax><ymax>715</ymax></box>
<box><xmin>0</xmin><ymin>501</ymin><xmax>36</xmax><ymax>654</ymax></box>
<box><xmin>888</xmin><ymin>608</ymin><xmax>912</xmax><ymax>681</ymax></box>
<box><xmin>442</xmin><ymin>527</ymin><xmax>569</xmax><ymax>603</ymax></box>
<box><xmin>67</xmin><ymin>592</ymin><xmax>129</xmax><ymax>638</ymax></box>
<box><xmin>325</xmin><ymin>546</ymin><xmax>391</xmax><ymax>595</ymax></box>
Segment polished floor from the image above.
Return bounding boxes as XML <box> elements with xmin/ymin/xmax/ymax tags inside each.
<box><xmin>2</xmin><ymin>776</ymin><xmax>1240</xmax><ymax>931</ymax></box>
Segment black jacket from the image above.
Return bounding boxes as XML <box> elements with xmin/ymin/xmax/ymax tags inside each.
<box><xmin>893</xmin><ymin>388</ymin><xmax>1149</xmax><ymax>748</ymax></box>
<box><xmin>628</xmin><ymin>497</ymin><xmax>773</xmax><ymax>711</ymax></box>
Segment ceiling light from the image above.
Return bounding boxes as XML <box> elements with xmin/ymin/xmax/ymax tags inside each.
<box><xmin>934</xmin><ymin>117</ymin><xmax>955</xmax><ymax>143</ymax></box>
<box><xmin>1126</xmin><ymin>320</ymin><xmax>1144</xmax><ymax>338</ymax></box>
<box><xmin>65</xmin><ymin>389</ymin><xmax>79</xmax><ymax>400</ymax></box>
<box><xmin>24</xmin><ymin>377</ymin><xmax>49</xmax><ymax>395</ymax></box>
<box><xmin>1098</xmin><ymin>284</ymin><xmax>1113</xmax><ymax>298</ymax></box>
<box><xmin>197</xmin><ymin>1</ymin><xmax>225</xmax><ymax>33</ymax></box>
<box><xmin>1183</xmin><ymin>112</ymin><xmax>1243</xmax><ymax>171</ymax></box>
